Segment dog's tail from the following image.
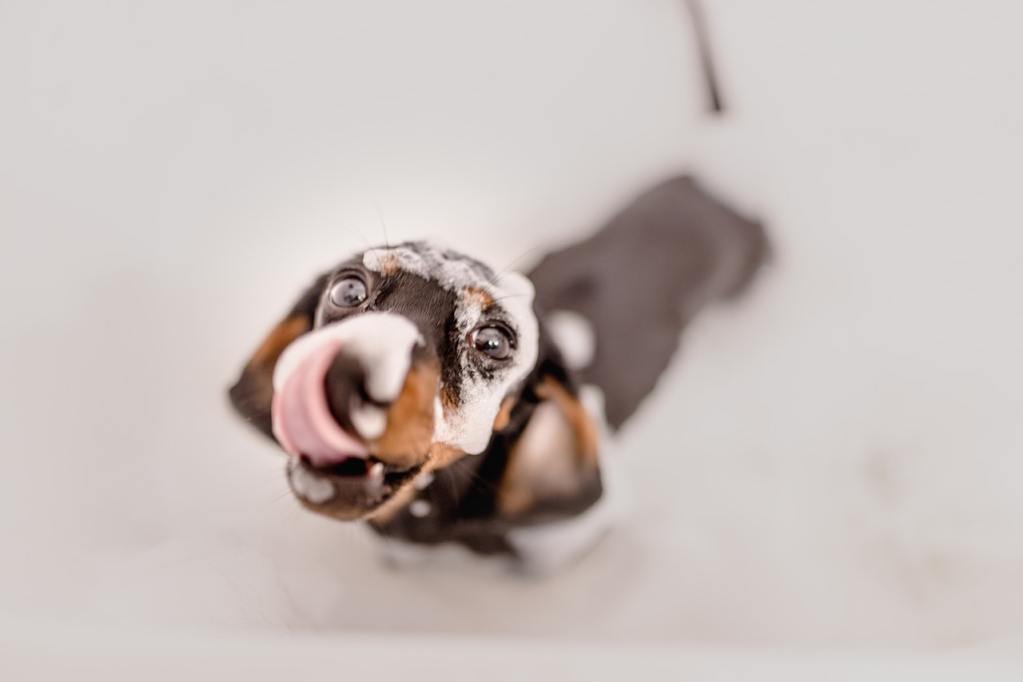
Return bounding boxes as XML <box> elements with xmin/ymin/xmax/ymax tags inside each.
<box><xmin>528</xmin><ymin>176</ymin><xmax>770</xmax><ymax>429</ymax></box>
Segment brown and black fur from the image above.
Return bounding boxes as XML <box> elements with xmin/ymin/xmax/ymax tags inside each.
<box><xmin>228</xmin><ymin>175</ymin><xmax>769</xmax><ymax>558</ymax></box>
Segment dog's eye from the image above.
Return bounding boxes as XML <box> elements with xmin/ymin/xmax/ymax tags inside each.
<box><xmin>329</xmin><ymin>276</ymin><xmax>368</xmax><ymax>308</ymax></box>
<box><xmin>470</xmin><ymin>325</ymin><xmax>513</xmax><ymax>361</ymax></box>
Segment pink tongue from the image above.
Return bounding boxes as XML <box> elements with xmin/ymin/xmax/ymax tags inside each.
<box><xmin>271</xmin><ymin>338</ymin><xmax>367</xmax><ymax>466</ymax></box>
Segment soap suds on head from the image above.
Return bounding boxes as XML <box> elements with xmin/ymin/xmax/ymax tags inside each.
<box><xmin>363</xmin><ymin>242</ymin><xmax>496</xmax><ymax>293</ymax></box>
<box><xmin>363</xmin><ymin>242</ymin><xmax>540</xmax><ymax>455</ymax></box>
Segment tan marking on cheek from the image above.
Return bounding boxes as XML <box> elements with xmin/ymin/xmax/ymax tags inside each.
<box><xmin>249</xmin><ymin>315</ymin><xmax>309</xmax><ymax>368</ymax></box>
<box><xmin>231</xmin><ymin>315</ymin><xmax>311</xmax><ymax>430</ymax></box>
<box><xmin>369</xmin><ymin>362</ymin><xmax>439</xmax><ymax>470</ymax></box>
<box><xmin>368</xmin><ymin>442</ymin><xmax>465</xmax><ymax>523</ymax></box>
<box><xmin>492</xmin><ymin>396</ymin><xmax>516</xmax><ymax>431</ymax></box>
<box><xmin>424</xmin><ymin>443</ymin><xmax>466</xmax><ymax>471</ymax></box>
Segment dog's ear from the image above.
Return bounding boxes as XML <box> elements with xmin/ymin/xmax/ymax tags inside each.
<box><xmin>528</xmin><ymin>175</ymin><xmax>770</xmax><ymax>429</ymax></box>
<box><xmin>493</xmin><ymin>324</ymin><xmax>603</xmax><ymax>520</ymax></box>
<box><xmin>228</xmin><ymin>274</ymin><xmax>328</xmax><ymax>440</ymax></box>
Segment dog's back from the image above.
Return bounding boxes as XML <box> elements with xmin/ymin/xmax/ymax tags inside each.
<box><xmin>529</xmin><ymin>175</ymin><xmax>770</xmax><ymax>429</ymax></box>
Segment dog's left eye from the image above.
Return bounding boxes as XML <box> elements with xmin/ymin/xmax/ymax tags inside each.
<box><xmin>329</xmin><ymin>276</ymin><xmax>368</xmax><ymax>307</ymax></box>
<box><xmin>470</xmin><ymin>325</ymin><xmax>513</xmax><ymax>361</ymax></box>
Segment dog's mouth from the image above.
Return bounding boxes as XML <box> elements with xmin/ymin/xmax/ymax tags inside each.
<box><xmin>286</xmin><ymin>453</ymin><xmax>423</xmax><ymax>519</ymax></box>
<box><xmin>268</xmin><ymin>318</ymin><xmax>438</xmax><ymax>519</ymax></box>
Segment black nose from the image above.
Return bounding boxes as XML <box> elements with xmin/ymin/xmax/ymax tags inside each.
<box><xmin>323</xmin><ymin>350</ymin><xmax>378</xmax><ymax>436</ymax></box>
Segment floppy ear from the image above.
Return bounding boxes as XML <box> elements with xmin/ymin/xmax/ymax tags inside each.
<box><xmin>528</xmin><ymin>175</ymin><xmax>770</xmax><ymax>429</ymax></box>
<box><xmin>228</xmin><ymin>274</ymin><xmax>328</xmax><ymax>440</ymax></box>
<box><xmin>494</xmin><ymin>324</ymin><xmax>603</xmax><ymax>521</ymax></box>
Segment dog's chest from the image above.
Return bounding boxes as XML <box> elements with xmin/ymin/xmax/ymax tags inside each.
<box><xmin>368</xmin><ymin>385</ymin><xmax>623</xmax><ymax>573</ymax></box>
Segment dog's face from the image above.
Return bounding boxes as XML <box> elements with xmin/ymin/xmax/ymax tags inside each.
<box><xmin>230</xmin><ymin>242</ymin><xmax>540</xmax><ymax>520</ymax></box>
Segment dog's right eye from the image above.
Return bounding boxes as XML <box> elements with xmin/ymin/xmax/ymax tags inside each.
<box><xmin>328</xmin><ymin>276</ymin><xmax>368</xmax><ymax>308</ymax></box>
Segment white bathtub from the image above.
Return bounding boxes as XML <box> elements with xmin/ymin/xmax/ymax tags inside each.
<box><xmin>2</xmin><ymin>1</ymin><xmax>1022</xmax><ymax>678</ymax></box>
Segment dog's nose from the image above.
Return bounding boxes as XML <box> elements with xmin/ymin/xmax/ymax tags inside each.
<box><xmin>270</xmin><ymin>313</ymin><xmax>423</xmax><ymax>468</ymax></box>
<box><xmin>323</xmin><ymin>349</ymin><xmax>391</xmax><ymax>442</ymax></box>
<box><xmin>271</xmin><ymin>338</ymin><xmax>368</xmax><ymax>466</ymax></box>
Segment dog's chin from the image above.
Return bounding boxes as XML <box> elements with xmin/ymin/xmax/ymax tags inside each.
<box><xmin>285</xmin><ymin>456</ymin><xmax>423</xmax><ymax>520</ymax></box>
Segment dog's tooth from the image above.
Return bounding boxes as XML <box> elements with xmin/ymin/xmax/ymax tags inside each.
<box><xmin>367</xmin><ymin>462</ymin><xmax>385</xmax><ymax>493</ymax></box>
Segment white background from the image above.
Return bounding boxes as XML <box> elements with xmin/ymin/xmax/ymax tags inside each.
<box><xmin>2</xmin><ymin>0</ymin><xmax>1022</xmax><ymax>675</ymax></box>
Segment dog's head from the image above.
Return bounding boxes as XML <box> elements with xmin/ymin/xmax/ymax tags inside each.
<box><xmin>229</xmin><ymin>178</ymin><xmax>769</xmax><ymax>539</ymax></box>
<box><xmin>229</xmin><ymin>241</ymin><xmax>545</xmax><ymax>520</ymax></box>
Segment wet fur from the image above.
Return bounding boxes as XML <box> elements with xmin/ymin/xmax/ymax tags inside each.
<box><xmin>229</xmin><ymin>175</ymin><xmax>769</xmax><ymax>559</ymax></box>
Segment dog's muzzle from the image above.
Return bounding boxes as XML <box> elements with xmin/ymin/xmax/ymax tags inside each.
<box><xmin>270</xmin><ymin>312</ymin><xmax>432</xmax><ymax>515</ymax></box>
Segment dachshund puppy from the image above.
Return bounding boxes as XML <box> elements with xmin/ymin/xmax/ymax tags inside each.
<box><xmin>229</xmin><ymin>176</ymin><xmax>769</xmax><ymax>571</ymax></box>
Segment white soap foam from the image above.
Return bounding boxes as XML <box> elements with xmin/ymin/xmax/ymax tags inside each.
<box><xmin>434</xmin><ymin>271</ymin><xmax>539</xmax><ymax>454</ymax></box>
<box><xmin>363</xmin><ymin>243</ymin><xmax>540</xmax><ymax>455</ymax></box>
<box><xmin>273</xmin><ymin>312</ymin><xmax>423</xmax><ymax>404</ymax></box>
<box><xmin>545</xmin><ymin>309</ymin><xmax>596</xmax><ymax>370</ymax></box>
<box><xmin>287</xmin><ymin>461</ymin><xmax>336</xmax><ymax>504</ymax></box>
<box><xmin>363</xmin><ymin>242</ymin><xmax>494</xmax><ymax>293</ymax></box>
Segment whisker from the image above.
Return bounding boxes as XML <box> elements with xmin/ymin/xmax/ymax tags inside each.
<box><xmin>487</xmin><ymin>293</ymin><xmax>529</xmax><ymax>304</ymax></box>
<box><xmin>445</xmin><ymin>461</ymin><xmax>501</xmax><ymax>495</ymax></box>
<box><xmin>441</xmin><ymin>466</ymin><xmax>464</xmax><ymax>505</ymax></box>
<box><xmin>349</xmin><ymin>223</ymin><xmax>374</xmax><ymax>249</ymax></box>
<box><xmin>372</xmin><ymin>201</ymin><xmax>391</xmax><ymax>249</ymax></box>
<box><xmin>268</xmin><ymin>489</ymin><xmax>294</xmax><ymax>506</ymax></box>
<box><xmin>493</xmin><ymin>243</ymin><xmax>547</xmax><ymax>278</ymax></box>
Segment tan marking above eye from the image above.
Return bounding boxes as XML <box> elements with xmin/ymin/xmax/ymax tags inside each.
<box><xmin>375</xmin><ymin>254</ymin><xmax>400</xmax><ymax>276</ymax></box>
<box><xmin>462</xmin><ymin>286</ymin><xmax>495</xmax><ymax>308</ymax></box>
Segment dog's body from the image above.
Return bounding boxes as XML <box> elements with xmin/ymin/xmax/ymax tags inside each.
<box><xmin>229</xmin><ymin>176</ymin><xmax>768</xmax><ymax>572</ymax></box>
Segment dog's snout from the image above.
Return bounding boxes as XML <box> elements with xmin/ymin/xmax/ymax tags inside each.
<box><xmin>271</xmin><ymin>312</ymin><xmax>427</xmax><ymax>468</ymax></box>
<box><xmin>324</xmin><ymin>348</ymin><xmax>392</xmax><ymax>441</ymax></box>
